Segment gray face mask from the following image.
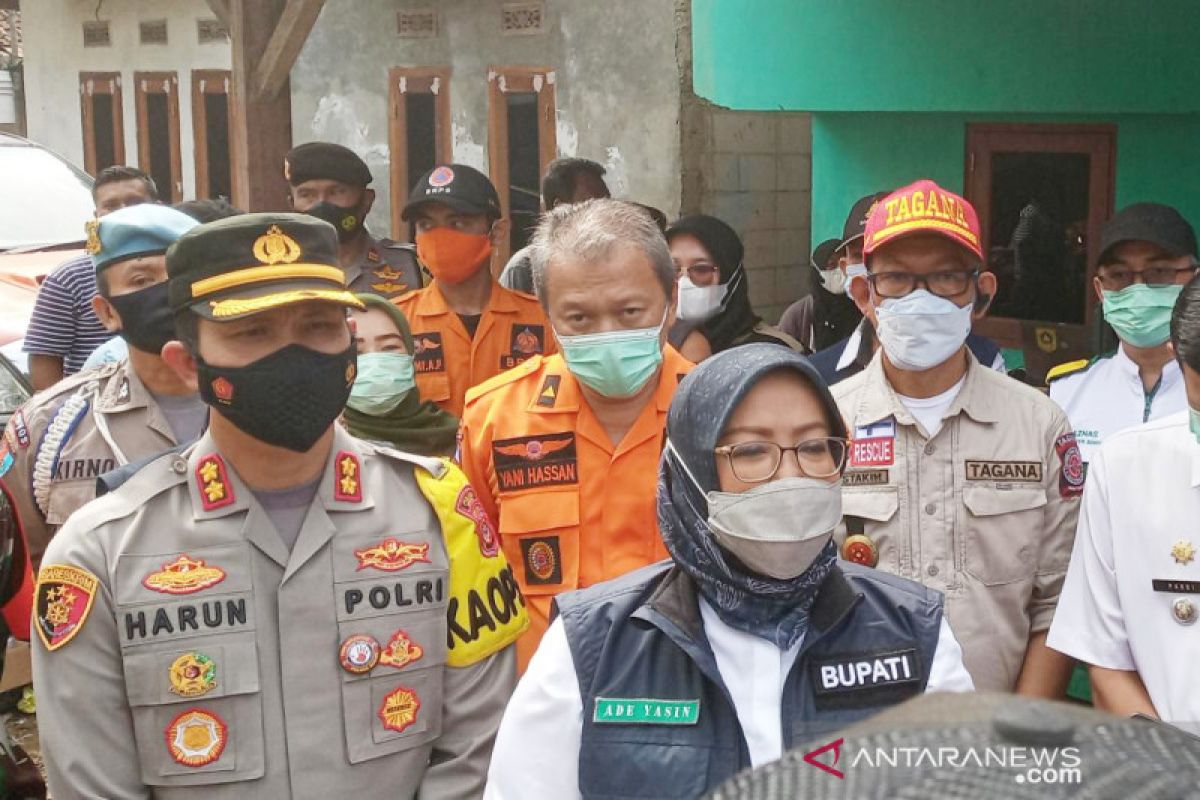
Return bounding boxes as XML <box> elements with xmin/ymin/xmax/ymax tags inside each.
<box><xmin>667</xmin><ymin>442</ymin><xmax>843</xmax><ymax>580</ymax></box>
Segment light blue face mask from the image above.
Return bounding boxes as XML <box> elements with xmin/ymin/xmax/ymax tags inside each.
<box><xmin>555</xmin><ymin>312</ymin><xmax>667</xmax><ymax>398</ymax></box>
<box><xmin>1101</xmin><ymin>284</ymin><xmax>1184</xmax><ymax>349</ymax></box>
<box><xmin>347</xmin><ymin>351</ymin><xmax>416</xmax><ymax>415</ymax></box>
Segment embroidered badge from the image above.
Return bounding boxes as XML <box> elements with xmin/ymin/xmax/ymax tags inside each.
<box><xmin>143</xmin><ymin>556</ymin><xmax>227</xmax><ymax>595</ymax></box>
<box><xmin>165</xmin><ymin>709</ymin><xmax>228</xmax><ymax>767</ymax></box>
<box><xmin>335</xmin><ymin>451</ymin><xmax>363</xmax><ymax>503</ymax></box>
<box><xmin>850</xmin><ymin>420</ymin><xmax>896</xmax><ymax>468</ymax></box>
<box><xmin>501</xmin><ymin>325</ymin><xmax>545</xmax><ymax>370</ymax></box>
<box><xmin>196</xmin><ymin>454</ymin><xmax>235</xmax><ymax>511</ymax></box>
<box><xmin>35</xmin><ymin>564</ymin><xmax>99</xmax><ymax>651</ymax></box>
<box><xmin>0</xmin><ymin>443</ymin><xmax>12</xmax><ymax>479</ymax></box>
<box><xmin>412</xmin><ymin>332</ymin><xmax>445</xmax><ymax>374</ymax></box>
<box><xmin>169</xmin><ymin>652</ymin><xmax>217</xmax><ymax>697</ymax></box>
<box><xmin>455</xmin><ymin>484</ymin><xmax>498</xmax><ymax>557</ymax></box>
<box><xmin>492</xmin><ymin>433</ymin><xmax>578</xmax><ymax>492</ymax></box>
<box><xmin>811</xmin><ymin>646</ymin><xmax>923</xmax><ymax>710</ymax></box>
<box><xmin>536</xmin><ymin>375</ymin><xmax>561</xmax><ymax>408</ymax></box>
<box><xmin>843</xmin><ymin>470</ymin><xmax>888</xmax><ymax>487</ymax></box>
<box><xmin>354</xmin><ymin>538</ymin><xmax>432</xmax><ymax>572</ymax></box>
<box><xmin>965</xmin><ymin>461</ymin><xmax>1043</xmax><ymax>482</ymax></box>
<box><xmin>210</xmin><ymin>376</ymin><xmax>235</xmax><ymax>403</ymax></box>
<box><xmin>85</xmin><ymin>218</ymin><xmax>102</xmax><ymax>254</ymax></box>
<box><xmin>10</xmin><ymin>410</ymin><xmax>28</xmax><ymax>448</ymax></box>
<box><xmin>842</xmin><ymin>534</ymin><xmax>879</xmax><ymax>568</ymax></box>
<box><xmin>371</xmin><ymin>282</ymin><xmax>409</xmax><ymax>295</ymax></box>
<box><xmin>1055</xmin><ymin>433</ymin><xmax>1085</xmax><ymax>498</ymax></box>
<box><xmin>428</xmin><ymin>166</ymin><xmax>455</xmax><ymax>188</ymax></box>
<box><xmin>367</xmin><ymin>248</ymin><xmax>382</xmax><ymax>264</ymax></box>
<box><xmin>379</xmin><ymin>630</ymin><xmax>424</xmax><ymax>670</ymax></box>
<box><xmin>373</xmin><ymin>265</ymin><xmax>402</xmax><ymax>280</ymax></box>
<box><xmin>252</xmin><ymin>225</ymin><xmax>302</xmax><ymax>266</ymax></box>
<box><xmin>521</xmin><ymin>537</ymin><xmax>562</xmax><ymax>585</ymax></box>
<box><xmin>593</xmin><ymin>698</ymin><xmax>700</xmax><ymax>726</ymax></box>
<box><xmin>339</xmin><ymin>634</ymin><xmax>381</xmax><ymax>674</ymax></box>
<box><xmin>1171</xmin><ymin>539</ymin><xmax>1196</xmax><ymax>566</ymax></box>
<box><xmin>378</xmin><ymin>685</ymin><xmax>422</xmax><ymax>733</ymax></box>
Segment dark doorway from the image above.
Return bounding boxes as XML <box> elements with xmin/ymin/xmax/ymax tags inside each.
<box><xmin>193</xmin><ymin>71</ymin><xmax>233</xmax><ymax>201</ymax></box>
<box><xmin>505</xmin><ymin>92</ymin><xmax>541</xmax><ymax>255</ymax></box>
<box><xmin>134</xmin><ymin>73</ymin><xmax>181</xmax><ymax>202</ymax></box>
<box><xmin>79</xmin><ymin>73</ymin><xmax>125</xmax><ymax>176</ymax></box>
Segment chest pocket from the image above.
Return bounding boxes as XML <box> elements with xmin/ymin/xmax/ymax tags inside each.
<box><xmin>122</xmin><ymin>638</ymin><xmax>265</xmax><ymax>786</ymax></box>
<box><xmin>499</xmin><ymin>491</ymin><xmax>580</xmax><ymax>596</ymax></box>
<box><xmin>839</xmin><ymin>487</ymin><xmax>900</xmax><ymax>573</ymax></box>
<box><xmin>962</xmin><ymin>486</ymin><xmax>1046</xmax><ymax>586</ymax></box>
<box><xmin>579</xmin><ymin>739</ymin><xmax>716</xmax><ymax>799</ymax></box>
<box><xmin>46</xmin><ymin>479</ymin><xmax>99</xmax><ymax>527</ymax></box>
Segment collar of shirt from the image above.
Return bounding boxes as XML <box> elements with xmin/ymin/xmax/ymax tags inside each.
<box><xmin>1114</xmin><ymin>343</ymin><xmax>1182</xmax><ymax>391</ymax></box>
<box><xmin>835</xmin><ymin>321</ymin><xmax>866</xmax><ymax>372</ymax></box>
<box><xmin>407</xmin><ymin>279</ymin><xmax>524</xmax><ymax>321</ymax></box>
<box><xmin>94</xmin><ymin>358</ymin><xmax>150</xmax><ymax>413</ymax></box>
<box><xmin>854</xmin><ymin>349</ymin><xmax>1001</xmax><ymax>429</ymax></box>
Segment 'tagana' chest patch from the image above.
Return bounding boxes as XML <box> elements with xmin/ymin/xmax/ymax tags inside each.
<box><xmin>964</xmin><ymin>460</ymin><xmax>1043</xmax><ymax>482</ymax></box>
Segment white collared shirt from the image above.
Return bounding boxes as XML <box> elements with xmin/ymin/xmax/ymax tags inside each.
<box><xmin>1049</xmin><ymin>345</ymin><xmax>1185</xmax><ymax>463</ymax></box>
<box><xmin>1047</xmin><ymin>411</ymin><xmax>1200</xmax><ymax>727</ymax></box>
<box><xmin>483</xmin><ymin>601</ymin><xmax>973</xmax><ymax>799</ymax></box>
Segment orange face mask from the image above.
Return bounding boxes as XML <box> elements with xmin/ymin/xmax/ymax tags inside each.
<box><xmin>415</xmin><ymin>227</ymin><xmax>494</xmax><ymax>285</ymax></box>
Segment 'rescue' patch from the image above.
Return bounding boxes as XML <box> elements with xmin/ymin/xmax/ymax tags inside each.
<box><xmin>165</xmin><ymin>709</ymin><xmax>228</xmax><ymax>767</ymax></box>
<box><xmin>35</xmin><ymin>564</ymin><xmax>99</xmax><ymax>651</ymax></box>
<box><xmin>843</xmin><ymin>470</ymin><xmax>888</xmax><ymax>487</ymax></box>
<box><xmin>536</xmin><ymin>375</ymin><xmax>561</xmax><ymax>408</ymax></box>
<box><xmin>965</xmin><ymin>460</ymin><xmax>1043</xmax><ymax>482</ymax></box>
<box><xmin>412</xmin><ymin>332</ymin><xmax>445</xmax><ymax>374</ymax></box>
<box><xmin>850</xmin><ymin>419</ymin><xmax>896</xmax><ymax>468</ymax></box>
<box><xmin>501</xmin><ymin>325</ymin><xmax>545</xmax><ymax>370</ymax></box>
<box><xmin>455</xmin><ymin>484</ymin><xmax>499</xmax><ymax>557</ymax></box>
<box><xmin>492</xmin><ymin>432</ymin><xmax>578</xmax><ymax>492</ymax></box>
<box><xmin>811</xmin><ymin>646</ymin><xmax>923</xmax><ymax>710</ymax></box>
<box><xmin>334</xmin><ymin>451</ymin><xmax>363</xmax><ymax>503</ymax></box>
<box><xmin>1055</xmin><ymin>433</ymin><xmax>1085</xmax><ymax>498</ymax></box>
<box><xmin>354</xmin><ymin>538</ymin><xmax>432</xmax><ymax>572</ymax></box>
<box><xmin>520</xmin><ymin>536</ymin><xmax>562</xmax><ymax>585</ymax></box>
<box><xmin>378</xmin><ymin>685</ymin><xmax>422</xmax><ymax>733</ymax></box>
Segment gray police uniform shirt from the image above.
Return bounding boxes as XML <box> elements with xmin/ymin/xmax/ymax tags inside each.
<box><xmin>347</xmin><ymin>235</ymin><xmax>423</xmax><ymax>300</ymax></box>
<box><xmin>32</xmin><ymin>426</ymin><xmax>517</xmax><ymax>799</ymax></box>
<box><xmin>0</xmin><ymin>359</ymin><xmax>198</xmax><ymax>566</ymax></box>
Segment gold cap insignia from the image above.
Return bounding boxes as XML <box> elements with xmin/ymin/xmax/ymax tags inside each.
<box><xmin>85</xmin><ymin>219</ymin><xmax>102</xmax><ymax>255</ymax></box>
<box><xmin>252</xmin><ymin>225</ymin><xmax>303</xmax><ymax>266</ymax></box>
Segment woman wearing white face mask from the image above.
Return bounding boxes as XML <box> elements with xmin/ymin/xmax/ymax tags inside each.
<box><xmin>342</xmin><ymin>294</ymin><xmax>460</xmax><ymax>456</ymax></box>
<box><xmin>666</xmin><ymin>214</ymin><xmax>804</xmax><ymax>362</ymax></box>
<box><xmin>484</xmin><ymin>344</ymin><xmax>973</xmax><ymax>800</ymax></box>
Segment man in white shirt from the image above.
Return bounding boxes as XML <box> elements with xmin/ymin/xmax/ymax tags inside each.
<box><xmin>1048</xmin><ymin>274</ymin><xmax>1200</xmax><ymax>732</ymax></box>
<box><xmin>1048</xmin><ymin>203</ymin><xmax>1197</xmax><ymax>464</ymax></box>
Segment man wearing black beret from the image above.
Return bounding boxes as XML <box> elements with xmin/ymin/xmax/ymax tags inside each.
<box><xmin>285</xmin><ymin>141</ymin><xmax>423</xmax><ymax>299</ymax></box>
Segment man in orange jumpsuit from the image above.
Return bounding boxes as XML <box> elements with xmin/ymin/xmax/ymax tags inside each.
<box><xmin>458</xmin><ymin>199</ymin><xmax>693</xmax><ymax>668</ymax></box>
<box><xmin>395</xmin><ymin>164</ymin><xmax>555</xmax><ymax>417</ymax></box>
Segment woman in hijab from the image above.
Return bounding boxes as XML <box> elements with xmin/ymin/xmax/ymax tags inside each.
<box><xmin>667</xmin><ymin>214</ymin><xmax>805</xmax><ymax>361</ymax></box>
<box><xmin>484</xmin><ymin>344</ymin><xmax>973</xmax><ymax>799</ymax></box>
<box><xmin>343</xmin><ymin>294</ymin><xmax>460</xmax><ymax>457</ymax></box>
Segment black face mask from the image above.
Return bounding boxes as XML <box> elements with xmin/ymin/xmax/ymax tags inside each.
<box><xmin>306</xmin><ymin>201</ymin><xmax>365</xmax><ymax>243</ymax></box>
<box><xmin>106</xmin><ymin>281</ymin><xmax>176</xmax><ymax>355</ymax></box>
<box><xmin>197</xmin><ymin>342</ymin><xmax>357</xmax><ymax>453</ymax></box>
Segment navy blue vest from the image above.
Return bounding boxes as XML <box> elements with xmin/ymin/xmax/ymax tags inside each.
<box><xmin>556</xmin><ymin>560</ymin><xmax>944</xmax><ymax>799</ymax></box>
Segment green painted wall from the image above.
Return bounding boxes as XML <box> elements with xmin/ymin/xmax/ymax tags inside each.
<box><xmin>693</xmin><ymin>0</ymin><xmax>1200</xmax><ymax>114</ymax></box>
<box><xmin>811</xmin><ymin>114</ymin><xmax>1200</xmax><ymax>244</ymax></box>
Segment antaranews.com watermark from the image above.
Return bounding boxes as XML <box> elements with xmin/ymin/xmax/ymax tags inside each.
<box><xmin>804</xmin><ymin>738</ymin><xmax>1083</xmax><ymax>785</ymax></box>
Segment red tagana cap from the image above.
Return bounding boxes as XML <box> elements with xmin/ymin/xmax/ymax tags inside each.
<box><xmin>863</xmin><ymin>179</ymin><xmax>982</xmax><ymax>261</ymax></box>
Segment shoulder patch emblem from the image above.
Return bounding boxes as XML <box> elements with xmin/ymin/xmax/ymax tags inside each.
<box><xmin>355</xmin><ymin>538</ymin><xmax>431</xmax><ymax>572</ymax></box>
<box><xmin>143</xmin><ymin>556</ymin><xmax>227</xmax><ymax>595</ymax></box>
<box><xmin>196</xmin><ymin>454</ymin><xmax>235</xmax><ymax>511</ymax></box>
<box><xmin>501</xmin><ymin>325</ymin><xmax>546</xmax><ymax>371</ymax></box>
<box><xmin>0</xmin><ymin>442</ymin><xmax>12</xmax><ymax>478</ymax></box>
<box><xmin>1055</xmin><ymin>433</ymin><xmax>1085</xmax><ymax>498</ymax></box>
<box><xmin>536</xmin><ymin>374</ymin><xmax>561</xmax><ymax>408</ymax></box>
<box><xmin>165</xmin><ymin>709</ymin><xmax>228</xmax><ymax>767</ymax></box>
<box><xmin>35</xmin><ymin>564</ymin><xmax>99</xmax><ymax>651</ymax></box>
<box><xmin>521</xmin><ymin>536</ymin><xmax>562</xmax><ymax>585</ymax></box>
<box><xmin>454</xmin><ymin>484</ymin><xmax>498</xmax><ymax>557</ymax></box>
<box><xmin>412</xmin><ymin>332</ymin><xmax>445</xmax><ymax>374</ymax></box>
<box><xmin>169</xmin><ymin>652</ymin><xmax>218</xmax><ymax>697</ymax></box>
<box><xmin>10</xmin><ymin>410</ymin><xmax>29</xmax><ymax>448</ymax></box>
<box><xmin>339</xmin><ymin>634</ymin><xmax>381</xmax><ymax>674</ymax></box>
<box><xmin>334</xmin><ymin>451</ymin><xmax>363</xmax><ymax>503</ymax></box>
<box><xmin>378</xmin><ymin>685</ymin><xmax>422</xmax><ymax>733</ymax></box>
<box><xmin>379</xmin><ymin>630</ymin><xmax>424</xmax><ymax>669</ymax></box>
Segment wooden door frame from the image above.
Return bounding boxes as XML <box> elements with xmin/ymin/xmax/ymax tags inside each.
<box><xmin>133</xmin><ymin>71</ymin><xmax>183</xmax><ymax>202</ymax></box>
<box><xmin>487</xmin><ymin>65</ymin><xmax>557</xmax><ymax>264</ymax></box>
<box><xmin>79</xmin><ymin>72</ymin><xmax>126</xmax><ymax>176</ymax></box>
<box><xmin>965</xmin><ymin>123</ymin><xmax>1116</xmax><ymax>345</ymax></box>
<box><xmin>388</xmin><ymin>66</ymin><xmax>453</xmax><ymax>240</ymax></box>
<box><xmin>191</xmin><ymin>69</ymin><xmax>233</xmax><ymax>200</ymax></box>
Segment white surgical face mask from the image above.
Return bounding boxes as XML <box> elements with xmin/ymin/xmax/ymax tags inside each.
<box><xmin>668</xmin><ymin>441</ymin><xmax>843</xmax><ymax>580</ymax></box>
<box><xmin>678</xmin><ymin>275</ymin><xmax>727</xmax><ymax>322</ymax></box>
<box><xmin>818</xmin><ymin>267</ymin><xmax>847</xmax><ymax>295</ymax></box>
<box><xmin>844</xmin><ymin>262</ymin><xmax>868</xmax><ymax>293</ymax></box>
<box><xmin>874</xmin><ymin>289</ymin><xmax>973</xmax><ymax>371</ymax></box>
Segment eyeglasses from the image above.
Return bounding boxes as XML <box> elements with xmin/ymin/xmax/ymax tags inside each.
<box><xmin>1098</xmin><ymin>264</ymin><xmax>1198</xmax><ymax>291</ymax></box>
<box><xmin>865</xmin><ymin>270</ymin><xmax>979</xmax><ymax>299</ymax></box>
<box><xmin>677</xmin><ymin>264</ymin><xmax>719</xmax><ymax>283</ymax></box>
<box><xmin>713</xmin><ymin>437</ymin><xmax>848</xmax><ymax>483</ymax></box>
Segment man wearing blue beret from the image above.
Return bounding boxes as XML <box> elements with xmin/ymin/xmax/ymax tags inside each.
<box><xmin>0</xmin><ymin>204</ymin><xmax>208</xmax><ymax>566</ymax></box>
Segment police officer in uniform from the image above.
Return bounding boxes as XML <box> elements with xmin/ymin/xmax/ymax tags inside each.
<box><xmin>484</xmin><ymin>345</ymin><xmax>972</xmax><ymax>798</ymax></box>
<box><xmin>1048</xmin><ymin>274</ymin><xmax>1200</xmax><ymax>733</ymax></box>
<box><xmin>1</xmin><ymin>204</ymin><xmax>205</xmax><ymax>566</ymax></box>
<box><xmin>285</xmin><ymin>141</ymin><xmax>423</xmax><ymax>299</ymax></box>
<box><xmin>32</xmin><ymin>214</ymin><xmax>526</xmax><ymax>798</ymax></box>
<box><xmin>1047</xmin><ymin>203</ymin><xmax>1197</xmax><ymax>465</ymax></box>
<box><xmin>834</xmin><ymin>180</ymin><xmax>1080</xmax><ymax>696</ymax></box>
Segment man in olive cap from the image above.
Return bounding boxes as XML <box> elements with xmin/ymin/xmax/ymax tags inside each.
<box><xmin>285</xmin><ymin>141</ymin><xmax>423</xmax><ymax>299</ymax></box>
<box><xmin>32</xmin><ymin>213</ymin><xmax>525</xmax><ymax>798</ymax></box>
<box><xmin>0</xmin><ymin>203</ymin><xmax>204</xmax><ymax>567</ymax></box>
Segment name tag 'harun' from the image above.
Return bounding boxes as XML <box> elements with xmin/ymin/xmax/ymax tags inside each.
<box><xmin>593</xmin><ymin>697</ymin><xmax>701</xmax><ymax>726</ymax></box>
